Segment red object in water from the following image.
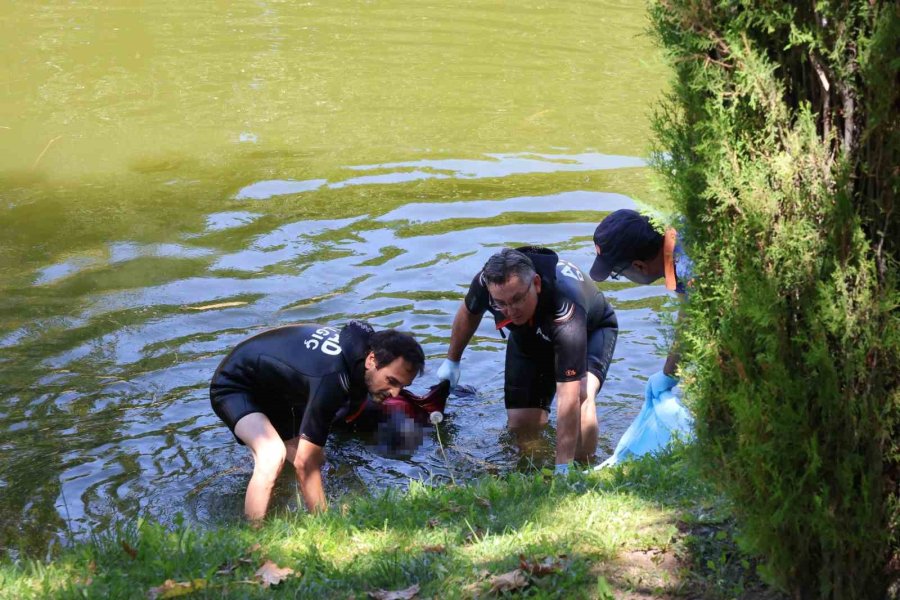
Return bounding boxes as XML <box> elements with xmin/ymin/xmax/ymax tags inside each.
<box><xmin>383</xmin><ymin>380</ymin><xmax>450</xmax><ymax>424</ymax></box>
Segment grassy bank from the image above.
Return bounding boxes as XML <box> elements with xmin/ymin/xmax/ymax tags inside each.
<box><xmin>0</xmin><ymin>447</ymin><xmax>782</xmax><ymax>599</ymax></box>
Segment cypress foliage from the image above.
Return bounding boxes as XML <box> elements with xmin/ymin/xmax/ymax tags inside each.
<box><xmin>648</xmin><ymin>1</ymin><xmax>899</xmax><ymax>598</ymax></box>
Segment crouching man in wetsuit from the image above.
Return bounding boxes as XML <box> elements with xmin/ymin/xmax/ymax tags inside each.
<box><xmin>210</xmin><ymin>321</ymin><xmax>424</xmax><ymax>520</ymax></box>
<box><xmin>437</xmin><ymin>247</ymin><xmax>617</xmax><ymax>473</ymax></box>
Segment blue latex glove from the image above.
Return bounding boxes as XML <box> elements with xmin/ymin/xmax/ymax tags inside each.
<box><xmin>645</xmin><ymin>371</ymin><xmax>678</xmax><ymax>403</ymax></box>
<box><xmin>436</xmin><ymin>358</ymin><xmax>461</xmax><ymax>389</ymax></box>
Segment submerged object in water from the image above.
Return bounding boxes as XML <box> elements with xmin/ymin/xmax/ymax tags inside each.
<box><xmin>382</xmin><ymin>379</ymin><xmax>451</xmax><ymax>424</ymax></box>
<box><xmin>342</xmin><ymin>380</ymin><xmax>452</xmax><ymax>457</ymax></box>
<box><xmin>344</xmin><ymin>380</ymin><xmax>451</xmax><ymax>430</ymax></box>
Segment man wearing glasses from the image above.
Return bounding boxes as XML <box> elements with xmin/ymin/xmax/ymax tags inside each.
<box><xmin>589</xmin><ymin>209</ymin><xmax>693</xmax><ymax>403</ymax></box>
<box><xmin>437</xmin><ymin>247</ymin><xmax>618</xmax><ymax>473</ymax></box>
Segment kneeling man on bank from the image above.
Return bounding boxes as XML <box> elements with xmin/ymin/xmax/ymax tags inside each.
<box><xmin>211</xmin><ymin>321</ymin><xmax>424</xmax><ymax>519</ymax></box>
<box><xmin>437</xmin><ymin>247</ymin><xmax>618</xmax><ymax>473</ymax></box>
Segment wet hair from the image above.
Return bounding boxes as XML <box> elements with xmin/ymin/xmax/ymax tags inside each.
<box><xmin>481</xmin><ymin>248</ymin><xmax>536</xmax><ymax>287</ymax></box>
<box><xmin>368</xmin><ymin>329</ymin><xmax>425</xmax><ymax>376</ymax></box>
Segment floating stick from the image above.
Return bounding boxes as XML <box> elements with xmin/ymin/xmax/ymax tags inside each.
<box><xmin>31</xmin><ymin>134</ymin><xmax>63</xmax><ymax>170</ymax></box>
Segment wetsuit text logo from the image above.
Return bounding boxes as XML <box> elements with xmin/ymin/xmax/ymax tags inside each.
<box><xmin>304</xmin><ymin>327</ymin><xmax>342</xmax><ymax>356</ymax></box>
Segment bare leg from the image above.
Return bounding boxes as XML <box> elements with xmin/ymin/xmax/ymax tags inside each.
<box><xmin>507</xmin><ymin>407</ymin><xmax>549</xmax><ymax>429</ymax></box>
<box><xmin>575</xmin><ymin>373</ymin><xmax>601</xmax><ymax>463</ymax></box>
<box><xmin>234</xmin><ymin>413</ymin><xmax>286</xmax><ymax>521</ymax></box>
<box><xmin>506</xmin><ymin>408</ymin><xmax>550</xmax><ymax>458</ymax></box>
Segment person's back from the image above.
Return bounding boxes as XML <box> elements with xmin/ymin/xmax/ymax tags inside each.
<box><xmin>213</xmin><ymin>325</ymin><xmax>348</xmax><ymax>391</ymax></box>
<box><xmin>552</xmin><ymin>256</ymin><xmax>615</xmax><ymax>332</ymax></box>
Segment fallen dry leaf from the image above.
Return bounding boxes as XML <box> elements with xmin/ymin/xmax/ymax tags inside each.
<box><xmin>462</xmin><ymin>570</ymin><xmax>492</xmax><ymax>596</ymax></box>
<box><xmin>121</xmin><ymin>540</ymin><xmax>138</xmax><ymax>559</ymax></box>
<box><xmin>245</xmin><ymin>543</ymin><xmax>262</xmax><ymax>553</ymax></box>
<box><xmin>475</xmin><ymin>496</ymin><xmax>491</xmax><ymax>509</ymax></box>
<box><xmin>422</xmin><ymin>544</ymin><xmax>446</xmax><ymax>553</ymax></box>
<box><xmin>426</xmin><ymin>517</ymin><xmax>440</xmax><ymax>528</ymax></box>
<box><xmin>147</xmin><ymin>579</ymin><xmax>207</xmax><ymax>599</ymax></box>
<box><xmin>368</xmin><ymin>583</ymin><xmax>420</xmax><ymax>600</ymax></box>
<box><xmin>518</xmin><ymin>554</ymin><xmax>563</xmax><ymax>576</ymax></box>
<box><xmin>489</xmin><ymin>569</ymin><xmax>529</xmax><ymax>594</ymax></box>
<box><xmin>185</xmin><ymin>301</ymin><xmax>248</xmax><ymax>311</ymax></box>
<box><xmin>255</xmin><ymin>559</ymin><xmax>295</xmax><ymax>588</ymax></box>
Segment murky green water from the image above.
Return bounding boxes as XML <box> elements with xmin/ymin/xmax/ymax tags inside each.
<box><xmin>0</xmin><ymin>1</ymin><xmax>675</xmax><ymax>556</ymax></box>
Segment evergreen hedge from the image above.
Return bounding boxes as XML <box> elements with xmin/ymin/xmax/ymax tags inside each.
<box><xmin>647</xmin><ymin>1</ymin><xmax>899</xmax><ymax>598</ymax></box>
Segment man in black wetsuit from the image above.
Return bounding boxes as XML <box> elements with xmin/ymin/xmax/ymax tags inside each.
<box><xmin>437</xmin><ymin>247</ymin><xmax>618</xmax><ymax>473</ymax></box>
<box><xmin>210</xmin><ymin>321</ymin><xmax>424</xmax><ymax>519</ymax></box>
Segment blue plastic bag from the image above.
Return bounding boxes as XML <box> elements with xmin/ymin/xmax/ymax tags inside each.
<box><xmin>596</xmin><ymin>386</ymin><xmax>693</xmax><ymax>469</ymax></box>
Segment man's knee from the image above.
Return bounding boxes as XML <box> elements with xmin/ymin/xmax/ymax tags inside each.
<box><xmin>253</xmin><ymin>438</ymin><xmax>287</xmax><ymax>472</ymax></box>
<box><xmin>584</xmin><ymin>373</ymin><xmax>602</xmax><ymax>400</ymax></box>
<box><xmin>234</xmin><ymin>413</ymin><xmax>287</xmax><ymax>476</ymax></box>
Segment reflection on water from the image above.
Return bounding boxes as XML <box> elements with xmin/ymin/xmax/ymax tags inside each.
<box><xmin>236</xmin><ymin>153</ymin><xmax>646</xmax><ymax>200</ymax></box>
<box><xmin>0</xmin><ymin>0</ymin><xmax>672</xmax><ymax>556</ymax></box>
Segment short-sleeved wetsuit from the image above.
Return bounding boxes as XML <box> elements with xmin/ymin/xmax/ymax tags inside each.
<box><xmin>210</xmin><ymin>321</ymin><xmax>372</xmax><ymax>447</ymax></box>
<box><xmin>464</xmin><ymin>247</ymin><xmax>618</xmax><ymax>411</ymax></box>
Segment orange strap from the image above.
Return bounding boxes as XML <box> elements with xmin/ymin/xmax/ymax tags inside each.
<box><xmin>344</xmin><ymin>400</ymin><xmax>368</xmax><ymax>423</ymax></box>
<box><xmin>496</xmin><ymin>318</ymin><xmax>513</xmax><ymax>330</ymax></box>
<box><xmin>663</xmin><ymin>228</ymin><xmax>678</xmax><ymax>292</ymax></box>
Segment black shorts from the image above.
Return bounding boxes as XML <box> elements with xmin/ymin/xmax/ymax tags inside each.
<box><xmin>210</xmin><ymin>387</ymin><xmax>300</xmax><ymax>444</ymax></box>
<box><xmin>503</xmin><ymin>321</ymin><xmax>618</xmax><ymax>412</ymax></box>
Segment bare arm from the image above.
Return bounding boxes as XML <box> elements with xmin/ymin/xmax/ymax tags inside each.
<box><xmin>663</xmin><ymin>350</ymin><xmax>680</xmax><ymax>377</ymax></box>
<box><xmin>554</xmin><ymin>379</ymin><xmax>582</xmax><ymax>466</ymax></box>
<box><xmin>290</xmin><ymin>438</ymin><xmax>326</xmax><ymax>513</ymax></box>
<box><xmin>664</xmin><ymin>293</ymin><xmax>687</xmax><ymax>377</ymax></box>
<box><xmin>447</xmin><ymin>303</ymin><xmax>483</xmax><ymax>361</ymax></box>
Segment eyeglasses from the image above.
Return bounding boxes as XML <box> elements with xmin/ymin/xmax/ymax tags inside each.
<box><xmin>609</xmin><ymin>263</ymin><xmax>630</xmax><ymax>280</ymax></box>
<box><xmin>489</xmin><ymin>278</ymin><xmax>535</xmax><ymax>311</ymax></box>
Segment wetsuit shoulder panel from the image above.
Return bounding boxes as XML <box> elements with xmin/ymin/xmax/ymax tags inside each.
<box><xmin>464</xmin><ymin>271</ymin><xmax>491</xmax><ymax>315</ymax></box>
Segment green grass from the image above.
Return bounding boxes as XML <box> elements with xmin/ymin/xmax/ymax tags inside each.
<box><xmin>0</xmin><ymin>446</ymin><xmax>782</xmax><ymax>599</ymax></box>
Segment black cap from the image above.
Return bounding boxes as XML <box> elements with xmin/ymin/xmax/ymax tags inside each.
<box><xmin>590</xmin><ymin>209</ymin><xmax>661</xmax><ymax>281</ymax></box>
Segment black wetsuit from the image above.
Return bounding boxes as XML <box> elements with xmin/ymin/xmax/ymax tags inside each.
<box><xmin>209</xmin><ymin>322</ymin><xmax>372</xmax><ymax>446</ymax></box>
<box><xmin>464</xmin><ymin>247</ymin><xmax>618</xmax><ymax>411</ymax></box>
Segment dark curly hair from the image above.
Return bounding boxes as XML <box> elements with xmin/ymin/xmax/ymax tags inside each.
<box><xmin>368</xmin><ymin>329</ymin><xmax>425</xmax><ymax>375</ymax></box>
